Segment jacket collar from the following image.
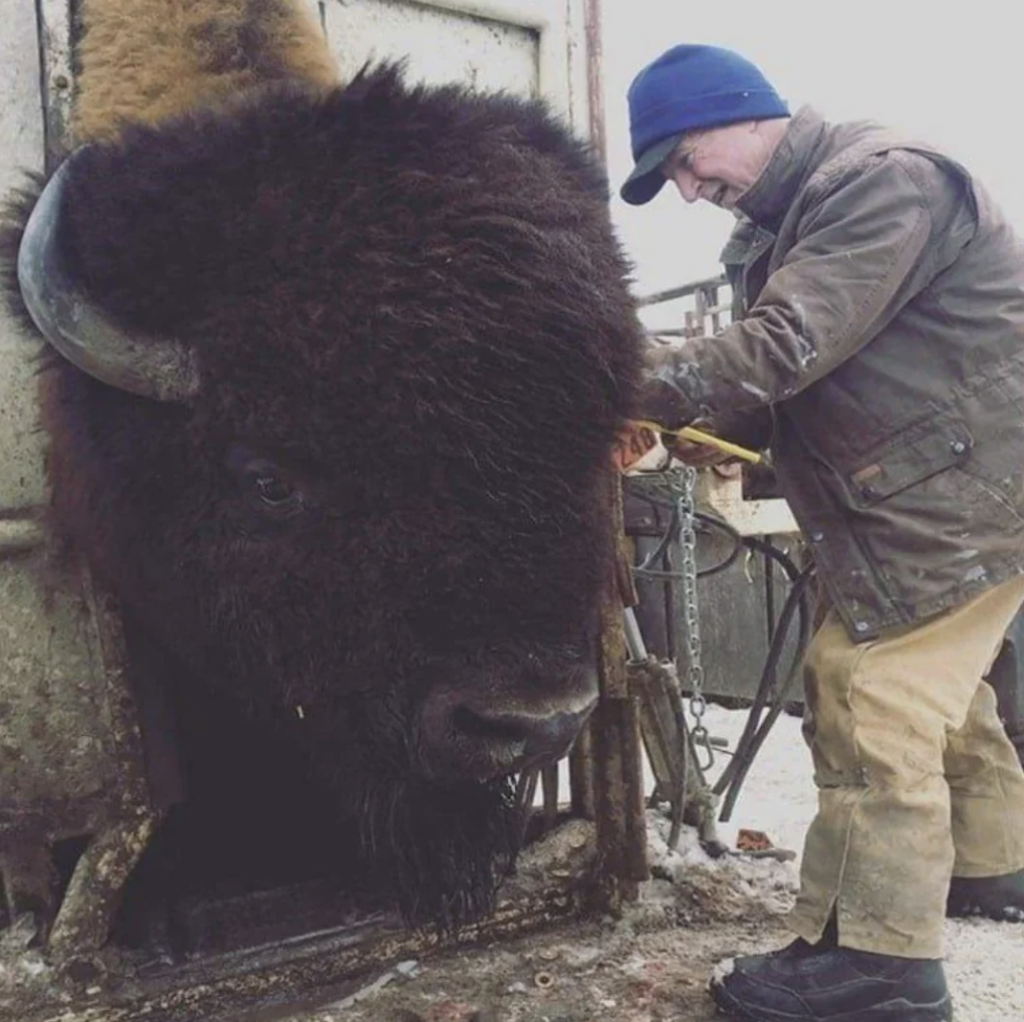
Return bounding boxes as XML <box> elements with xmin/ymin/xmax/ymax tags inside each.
<box><xmin>737</xmin><ymin>105</ymin><xmax>828</xmax><ymax>228</ymax></box>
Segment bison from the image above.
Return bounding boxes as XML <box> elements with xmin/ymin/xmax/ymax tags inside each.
<box><xmin>1</xmin><ymin>0</ymin><xmax>643</xmax><ymax>932</ymax></box>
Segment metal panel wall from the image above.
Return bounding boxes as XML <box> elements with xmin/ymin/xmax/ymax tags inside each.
<box><xmin>322</xmin><ymin>0</ymin><xmax>590</xmax><ymax>133</ymax></box>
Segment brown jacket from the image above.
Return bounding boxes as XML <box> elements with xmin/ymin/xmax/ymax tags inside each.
<box><xmin>649</xmin><ymin>106</ymin><xmax>1024</xmax><ymax>640</ymax></box>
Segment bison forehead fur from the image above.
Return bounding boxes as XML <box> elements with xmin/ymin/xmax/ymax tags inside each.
<box><xmin>1</xmin><ymin>64</ymin><xmax>644</xmax><ymax>926</ymax></box>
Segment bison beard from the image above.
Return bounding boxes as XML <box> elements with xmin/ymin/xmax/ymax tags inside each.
<box><xmin>360</xmin><ymin>776</ymin><xmax>521</xmax><ymax>929</ymax></box>
<box><xmin>1</xmin><ymin>63</ymin><xmax>644</xmax><ymax>933</ymax></box>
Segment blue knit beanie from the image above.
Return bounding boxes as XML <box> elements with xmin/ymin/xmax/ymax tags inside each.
<box><xmin>620</xmin><ymin>45</ymin><xmax>789</xmax><ymax>205</ymax></box>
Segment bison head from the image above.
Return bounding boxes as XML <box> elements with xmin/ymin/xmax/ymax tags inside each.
<box><xmin>4</xmin><ymin>66</ymin><xmax>643</xmax><ymax>927</ymax></box>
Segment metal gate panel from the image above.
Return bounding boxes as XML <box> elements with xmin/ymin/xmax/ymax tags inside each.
<box><xmin>322</xmin><ymin>0</ymin><xmax>585</xmax><ymax>129</ymax></box>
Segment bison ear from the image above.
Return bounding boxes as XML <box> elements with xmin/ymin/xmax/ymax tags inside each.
<box><xmin>16</xmin><ymin>149</ymin><xmax>200</xmax><ymax>403</ymax></box>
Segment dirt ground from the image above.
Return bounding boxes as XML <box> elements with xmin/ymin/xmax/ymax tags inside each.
<box><xmin>295</xmin><ymin>817</ymin><xmax>799</xmax><ymax>1022</ymax></box>
<box><xmin>306</xmin><ymin>907</ymin><xmax>790</xmax><ymax>1022</ymax></box>
<box><xmin>290</xmin><ymin>816</ymin><xmax>1024</xmax><ymax>1022</ymax></box>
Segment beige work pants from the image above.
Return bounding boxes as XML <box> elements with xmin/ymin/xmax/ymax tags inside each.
<box><xmin>788</xmin><ymin>574</ymin><xmax>1024</xmax><ymax>958</ymax></box>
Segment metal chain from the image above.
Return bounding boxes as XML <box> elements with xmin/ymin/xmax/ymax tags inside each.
<box><xmin>676</xmin><ymin>466</ymin><xmax>714</xmax><ymax>770</ymax></box>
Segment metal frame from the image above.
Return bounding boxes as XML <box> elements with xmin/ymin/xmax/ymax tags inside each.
<box><xmin>34</xmin><ymin>0</ymin><xmax>76</xmax><ymax>173</ymax></box>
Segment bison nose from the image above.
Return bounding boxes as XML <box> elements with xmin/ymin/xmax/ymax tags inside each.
<box><xmin>418</xmin><ymin>671</ymin><xmax>598</xmax><ymax>783</ymax></box>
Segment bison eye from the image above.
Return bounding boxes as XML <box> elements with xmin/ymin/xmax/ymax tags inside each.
<box><xmin>246</xmin><ymin>467</ymin><xmax>306</xmax><ymax>518</ymax></box>
<box><xmin>254</xmin><ymin>472</ymin><xmax>298</xmax><ymax>508</ymax></box>
<box><xmin>225</xmin><ymin>444</ymin><xmax>312</xmax><ymax>524</ymax></box>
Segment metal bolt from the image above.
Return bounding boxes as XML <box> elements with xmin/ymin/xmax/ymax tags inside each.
<box><xmin>810</xmin><ymin>531</ymin><xmax>824</xmax><ymax>542</ymax></box>
<box><xmin>951</xmin><ymin>440</ymin><xmax>967</xmax><ymax>455</ymax></box>
<box><xmin>54</xmin><ymin>75</ymin><xmax>70</xmax><ymax>90</ymax></box>
<box><xmin>854</xmin><ymin>621</ymin><xmax>869</xmax><ymax>633</ymax></box>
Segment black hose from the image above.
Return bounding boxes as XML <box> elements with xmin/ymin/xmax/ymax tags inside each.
<box><xmin>633</xmin><ymin>505</ymin><xmax>745</xmax><ymax>580</ymax></box>
<box><xmin>715</xmin><ymin>567</ymin><xmax>815</xmax><ymax>822</ymax></box>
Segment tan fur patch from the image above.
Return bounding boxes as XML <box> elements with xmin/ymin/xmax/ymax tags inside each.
<box><xmin>74</xmin><ymin>0</ymin><xmax>340</xmax><ymax>143</ymax></box>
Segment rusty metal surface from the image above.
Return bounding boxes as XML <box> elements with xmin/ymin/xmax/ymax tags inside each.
<box><xmin>589</xmin><ymin>478</ymin><xmax>649</xmax><ymax>913</ymax></box>
<box><xmin>1</xmin><ymin>2</ymin><xmax>159</xmax><ymax>959</ymax></box>
<box><xmin>0</xmin><ymin>548</ymin><xmax>117</xmax><ymax>811</ymax></box>
<box><xmin>0</xmin><ymin>541</ymin><xmax>160</xmax><ymax>954</ymax></box>
<box><xmin>583</xmin><ymin>0</ymin><xmax>605</xmax><ymax>164</ymax></box>
<box><xmin>0</xmin><ymin>304</ymin><xmax>154</xmax><ymax>838</ymax></box>
<box><xmin>7</xmin><ymin>876</ymin><xmax>585</xmax><ymax>1022</ymax></box>
<box><xmin>35</xmin><ymin>0</ymin><xmax>77</xmax><ymax>173</ymax></box>
<box><xmin>0</xmin><ymin>0</ymin><xmax>48</xmax><ymax>517</ymax></box>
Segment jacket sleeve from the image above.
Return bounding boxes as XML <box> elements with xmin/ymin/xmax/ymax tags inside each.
<box><xmin>642</xmin><ymin>152</ymin><xmax>977</xmax><ymax>425</ymax></box>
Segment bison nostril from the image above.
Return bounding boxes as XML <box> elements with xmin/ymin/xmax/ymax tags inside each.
<box><xmin>418</xmin><ymin>666</ymin><xmax>599</xmax><ymax>782</ymax></box>
<box><xmin>451</xmin><ymin>707</ymin><xmax>532</xmax><ymax>743</ymax></box>
<box><xmin>440</xmin><ymin>701</ymin><xmax>597</xmax><ymax>782</ymax></box>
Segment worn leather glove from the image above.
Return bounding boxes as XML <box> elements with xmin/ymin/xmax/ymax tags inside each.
<box><xmin>639</xmin><ymin>341</ymin><xmax>705</xmax><ymax>428</ymax></box>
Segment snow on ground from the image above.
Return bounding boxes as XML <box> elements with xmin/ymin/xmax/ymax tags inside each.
<box><xmin>692</xmin><ymin>703</ymin><xmax>816</xmax><ymax>860</ymax></box>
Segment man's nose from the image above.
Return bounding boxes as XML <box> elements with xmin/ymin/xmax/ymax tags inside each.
<box><xmin>672</xmin><ymin>170</ymin><xmax>701</xmax><ymax>204</ymax></box>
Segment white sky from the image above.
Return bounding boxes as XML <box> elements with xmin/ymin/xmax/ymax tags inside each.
<box><xmin>598</xmin><ymin>0</ymin><xmax>1024</xmax><ymax>306</ymax></box>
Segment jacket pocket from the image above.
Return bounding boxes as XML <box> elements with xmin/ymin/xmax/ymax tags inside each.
<box><xmin>847</xmin><ymin>426</ymin><xmax>974</xmax><ymax>506</ymax></box>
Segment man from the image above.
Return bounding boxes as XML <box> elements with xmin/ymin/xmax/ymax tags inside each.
<box><xmin>620</xmin><ymin>43</ymin><xmax>1024</xmax><ymax>1022</ymax></box>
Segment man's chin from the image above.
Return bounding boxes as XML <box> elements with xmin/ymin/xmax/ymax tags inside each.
<box><xmin>715</xmin><ymin>187</ymin><xmax>738</xmax><ymax>210</ymax></box>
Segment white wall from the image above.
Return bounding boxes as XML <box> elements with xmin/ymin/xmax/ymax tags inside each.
<box><xmin>601</xmin><ymin>0</ymin><xmax>1024</xmax><ymax>310</ymax></box>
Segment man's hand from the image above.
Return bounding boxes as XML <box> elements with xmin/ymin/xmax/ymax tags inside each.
<box><xmin>639</xmin><ymin>339</ymin><xmax>705</xmax><ymax>428</ymax></box>
<box><xmin>612</xmin><ymin>421</ymin><xmax>662</xmax><ymax>472</ymax></box>
<box><xmin>613</xmin><ymin>419</ymin><xmax>745</xmax><ymax>473</ymax></box>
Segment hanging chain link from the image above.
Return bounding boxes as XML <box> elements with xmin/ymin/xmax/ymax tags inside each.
<box><xmin>676</xmin><ymin>465</ymin><xmax>714</xmax><ymax>770</ymax></box>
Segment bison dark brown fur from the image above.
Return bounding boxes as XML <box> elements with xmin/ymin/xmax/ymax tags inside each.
<box><xmin>1</xmin><ymin>65</ymin><xmax>644</xmax><ymax>927</ymax></box>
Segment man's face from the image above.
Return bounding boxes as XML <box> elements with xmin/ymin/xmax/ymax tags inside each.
<box><xmin>661</xmin><ymin>121</ymin><xmax>773</xmax><ymax>209</ymax></box>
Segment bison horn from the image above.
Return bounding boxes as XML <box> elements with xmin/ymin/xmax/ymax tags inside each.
<box><xmin>16</xmin><ymin>152</ymin><xmax>200</xmax><ymax>402</ymax></box>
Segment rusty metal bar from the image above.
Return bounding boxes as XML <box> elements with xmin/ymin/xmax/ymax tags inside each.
<box><xmin>44</xmin><ymin>566</ymin><xmax>163</xmax><ymax>961</ymax></box>
<box><xmin>566</xmin><ymin>0</ymin><xmax>607</xmax><ymax>834</ymax></box>
<box><xmin>638</xmin><ymin>274</ymin><xmax>730</xmax><ymax>308</ymax></box>
<box><xmin>24</xmin><ymin>883</ymin><xmax>583</xmax><ymax>1022</ymax></box>
<box><xmin>589</xmin><ymin>476</ymin><xmax>649</xmax><ymax>912</ymax></box>
<box><xmin>579</xmin><ymin>0</ymin><xmax>649</xmax><ymax>898</ymax></box>
<box><xmin>34</xmin><ymin>0</ymin><xmax>76</xmax><ymax>174</ymax></box>
<box><xmin>568</xmin><ymin>722</ymin><xmax>596</xmax><ymax>818</ymax></box>
<box><xmin>541</xmin><ymin>762</ymin><xmax>559</xmax><ymax>833</ymax></box>
<box><xmin>583</xmin><ymin>0</ymin><xmax>606</xmax><ymax>166</ymax></box>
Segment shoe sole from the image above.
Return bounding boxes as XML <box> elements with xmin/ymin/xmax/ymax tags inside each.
<box><xmin>710</xmin><ymin>980</ymin><xmax>954</xmax><ymax>1022</ymax></box>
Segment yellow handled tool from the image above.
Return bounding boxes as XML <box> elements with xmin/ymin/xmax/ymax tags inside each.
<box><xmin>634</xmin><ymin>420</ymin><xmax>763</xmax><ymax>465</ymax></box>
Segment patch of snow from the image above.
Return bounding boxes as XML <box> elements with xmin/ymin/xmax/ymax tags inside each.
<box><xmin>710</xmin><ymin>957</ymin><xmax>735</xmax><ymax>986</ymax></box>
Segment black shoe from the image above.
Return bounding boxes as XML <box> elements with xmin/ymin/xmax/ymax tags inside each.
<box><xmin>947</xmin><ymin>869</ymin><xmax>1024</xmax><ymax>921</ymax></box>
<box><xmin>709</xmin><ymin>943</ymin><xmax>952</xmax><ymax>1022</ymax></box>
